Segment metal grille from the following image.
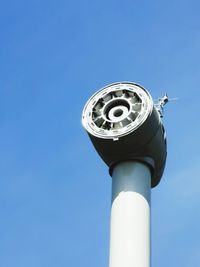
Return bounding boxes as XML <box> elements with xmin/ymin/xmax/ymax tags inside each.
<box><xmin>82</xmin><ymin>82</ymin><xmax>153</xmax><ymax>140</ymax></box>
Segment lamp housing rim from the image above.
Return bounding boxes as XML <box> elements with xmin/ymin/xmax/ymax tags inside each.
<box><xmin>82</xmin><ymin>81</ymin><xmax>155</xmax><ymax>140</ymax></box>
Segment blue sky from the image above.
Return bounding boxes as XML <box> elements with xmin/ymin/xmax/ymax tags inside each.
<box><xmin>0</xmin><ymin>0</ymin><xmax>200</xmax><ymax>266</ymax></box>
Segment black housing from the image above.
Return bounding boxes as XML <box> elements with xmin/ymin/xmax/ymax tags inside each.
<box><xmin>87</xmin><ymin>107</ymin><xmax>166</xmax><ymax>187</ymax></box>
<box><xmin>82</xmin><ymin>82</ymin><xmax>167</xmax><ymax>187</ymax></box>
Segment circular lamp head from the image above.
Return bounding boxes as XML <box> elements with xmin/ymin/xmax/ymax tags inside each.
<box><xmin>82</xmin><ymin>82</ymin><xmax>167</xmax><ymax>187</ymax></box>
<box><xmin>82</xmin><ymin>82</ymin><xmax>153</xmax><ymax>140</ymax></box>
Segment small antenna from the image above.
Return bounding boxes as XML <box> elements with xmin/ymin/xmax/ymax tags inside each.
<box><xmin>154</xmin><ymin>94</ymin><xmax>178</xmax><ymax>117</ymax></box>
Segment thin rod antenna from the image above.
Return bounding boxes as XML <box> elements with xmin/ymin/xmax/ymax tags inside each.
<box><xmin>154</xmin><ymin>94</ymin><xmax>178</xmax><ymax>117</ymax></box>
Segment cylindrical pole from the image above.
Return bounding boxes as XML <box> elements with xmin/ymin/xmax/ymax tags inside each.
<box><xmin>109</xmin><ymin>161</ymin><xmax>151</xmax><ymax>267</ymax></box>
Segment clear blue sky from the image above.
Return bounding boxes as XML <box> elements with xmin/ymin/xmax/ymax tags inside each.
<box><xmin>0</xmin><ymin>0</ymin><xmax>200</xmax><ymax>266</ymax></box>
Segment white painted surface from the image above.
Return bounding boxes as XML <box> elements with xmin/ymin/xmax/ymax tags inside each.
<box><xmin>109</xmin><ymin>161</ymin><xmax>151</xmax><ymax>267</ymax></box>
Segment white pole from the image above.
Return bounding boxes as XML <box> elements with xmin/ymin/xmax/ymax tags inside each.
<box><xmin>109</xmin><ymin>161</ymin><xmax>151</xmax><ymax>267</ymax></box>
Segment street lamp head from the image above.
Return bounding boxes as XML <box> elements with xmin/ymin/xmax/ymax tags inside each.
<box><xmin>82</xmin><ymin>82</ymin><xmax>167</xmax><ymax>187</ymax></box>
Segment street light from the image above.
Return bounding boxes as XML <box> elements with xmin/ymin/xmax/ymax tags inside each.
<box><xmin>82</xmin><ymin>82</ymin><xmax>167</xmax><ymax>267</ymax></box>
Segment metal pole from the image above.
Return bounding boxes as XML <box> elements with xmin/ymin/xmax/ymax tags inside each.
<box><xmin>109</xmin><ymin>161</ymin><xmax>151</xmax><ymax>267</ymax></box>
